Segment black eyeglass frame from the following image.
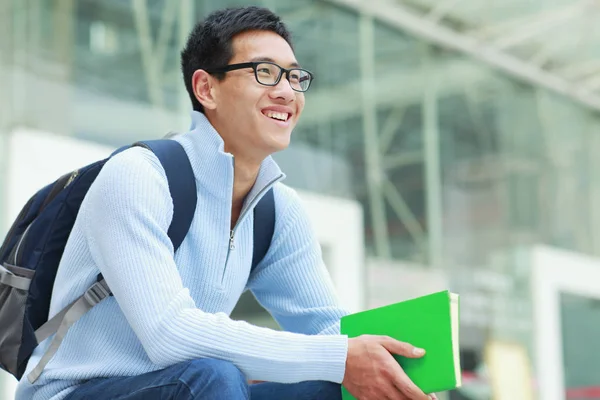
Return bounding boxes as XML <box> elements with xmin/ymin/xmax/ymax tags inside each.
<box><xmin>204</xmin><ymin>61</ymin><xmax>314</xmax><ymax>92</ymax></box>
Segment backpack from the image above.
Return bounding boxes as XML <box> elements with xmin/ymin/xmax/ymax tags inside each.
<box><xmin>0</xmin><ymin>138</ymin><xmax>275</xmax><ymax>383</ymax></box>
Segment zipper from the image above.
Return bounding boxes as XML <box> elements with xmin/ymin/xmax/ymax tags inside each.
<box><xmin>229</xmin><ymin>230</ymin><xmax>235</xmax><ymax>250</ymax></box>
<box><xmin>3</xmin><ymin>169</ymin><xmax>79</xmax><ymax>266</ymax></box>
<box><xmin>0</xmin><ymin>196</ymin><xmax>34</xmax><ymax>259</ymax></box>
<box><xmin>13</xmin><ymin>223</ymin><xmax>33</xmax><ymax>266</ymax></box>
<box><xmin>222</xmin><ymin>174</ymin><xmax>284</xmax><ymax>282</ymax></box>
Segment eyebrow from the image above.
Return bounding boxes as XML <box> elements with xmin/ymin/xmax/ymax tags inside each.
<box><xmin>250</xmin><ymin>56</ymin><xmax>300</xmax><ymax>68</ymax></box>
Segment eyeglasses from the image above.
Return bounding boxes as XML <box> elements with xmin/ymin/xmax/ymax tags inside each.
<box><xmin>205</xmin><ymin>61</ymin><xmax>314</xmax><ymax>92</ymax></box>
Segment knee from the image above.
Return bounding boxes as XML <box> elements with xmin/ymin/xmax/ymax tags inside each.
<box><xmin>310</xmin><ymin>381</ymin><xmax>342</xmax><ymax>400</ymax></box>
<box><xmin>191</xmin><ymin>358</ymin><xmax>247</xmax><ymax>384</ymax></box>
<box><xmin>182</xmin><ymin>358</ymin><xmax>249</xmax><ymax>399</ymax></box>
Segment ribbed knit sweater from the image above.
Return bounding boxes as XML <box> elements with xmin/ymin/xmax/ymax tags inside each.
<box><xmin>16</xmin><ymin>111</ymin><xmax>349</xmax><ymax>400</ymax></box>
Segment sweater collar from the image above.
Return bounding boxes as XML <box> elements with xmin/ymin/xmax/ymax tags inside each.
<box><xmin>174</xmin><ymin>111</ymin><xmax>285</xmax><ymax>206</ymax></box>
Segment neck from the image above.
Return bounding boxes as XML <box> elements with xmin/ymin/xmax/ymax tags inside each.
<box><xmin>231</xmin><ymin>154</ymin><xmax>260</xmax><ymax>204</ymax></box>
<box><xmin>227</xmin><ymin>147</ymin><xmax>263</xmax><ymax>229</ymax></box>
<box><xmin>204</xmin><ymin>112</ymin><xmax>264</xmax><ymax>227</ymax></box>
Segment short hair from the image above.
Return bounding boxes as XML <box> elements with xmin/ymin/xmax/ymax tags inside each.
<box><xmin>181</xmin><ymin>6</ymin><xmax>294</xmax><ymax>113</ymax></box>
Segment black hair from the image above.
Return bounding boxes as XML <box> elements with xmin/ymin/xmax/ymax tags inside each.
<box><xmin>181</xmin><ymin>6</ymin><xmax>293</xmax><ymax>113</ymax></box>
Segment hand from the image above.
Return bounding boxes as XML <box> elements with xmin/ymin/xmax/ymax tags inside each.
<box><xmin>342</xmin><ymin>335</ymin><xmax>437</xmax><ymax>400</ymax></box>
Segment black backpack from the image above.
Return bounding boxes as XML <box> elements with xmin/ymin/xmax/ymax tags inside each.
<box><xmin>0</xmin><ymin>139</ymin><xmax>275</xmax><ymax>382</ymax></box>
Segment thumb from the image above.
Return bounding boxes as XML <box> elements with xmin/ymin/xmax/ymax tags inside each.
<box><xmin>380</xmin><ymin>336</ymin><xmax>426</xmax><ymax>358</ymax></box>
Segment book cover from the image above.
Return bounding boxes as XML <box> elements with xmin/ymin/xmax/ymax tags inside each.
<box><xmin>340</xmin><ymin>290</ymin><xmax>461</xmax><ymax>399</ymax></box>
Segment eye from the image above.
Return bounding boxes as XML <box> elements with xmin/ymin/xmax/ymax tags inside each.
<box><xmin>257</xmin><ymin>67</ymin><xmax>272</xmax><ymax>75</ymax></box>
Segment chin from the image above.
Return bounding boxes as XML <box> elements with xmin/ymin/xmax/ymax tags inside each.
<box><xmin>269</xmin><ymin>137</ymin><xmax>291</xmax><ymax>153</ymax></box>
<box><xmin>265</xmin><ymin>131</ymin><xmax>292</xmax><ymax>153</ymax></box>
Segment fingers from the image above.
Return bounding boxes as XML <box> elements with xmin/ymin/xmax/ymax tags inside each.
<box><xmin>394</xmin><ymin>392</ymin><xmax>436</xmax><ymax>400</ymax></box>
<box><xmin>380</xmin><ymin>381</ymin><xmax>408</xmax><ymax>400</ymax></box>
<box><xmin>375</xmin><ymin>336</ymin><xmax>429</xmax><ymax>400</ymax></box>
<box><xmin>344</xmin><ymin>335</ymin><xmax>432</xmax><ymax>400</ymax></box>
<box><xmin>386</xmin><ymin>389</ymin><xmax>437</xmax><ymax>400</ymax></box>
<box><xmin>389</xmin><ymin>361</ymin><xmax>429</xmax><ymax>400</ymax></box>
<box><xmin>379</xmin><ymin>336</ymin><xmax>426</xmax><ymax>358</ymax></box>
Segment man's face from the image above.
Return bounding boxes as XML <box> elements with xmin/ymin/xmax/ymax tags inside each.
<box><xmin>207</xmin><ymin>30</ymin><xmax>305</xmax><ymax>160</ymax></box>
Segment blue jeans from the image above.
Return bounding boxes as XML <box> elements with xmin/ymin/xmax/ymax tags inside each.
<box><xmin>64</xmin><ymin>358</ymin><xmax>342</xmax><ymax>399</ymax></box>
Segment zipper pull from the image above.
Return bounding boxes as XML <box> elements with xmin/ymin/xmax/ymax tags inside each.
<box><xmin>64</xmin><ymin>170</ymin><xmax>79</xmax><ymax>188</ymax></box>
<box><xmin>229</xmin><ymin>230</ymin><xmax>235</xmax><ymax>250</ymax></box>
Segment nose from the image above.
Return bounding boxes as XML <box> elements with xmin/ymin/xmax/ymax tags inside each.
<box><xmin>269</xmin><ymin>75</ymin><xmax>295</xmax><ymax>103</ymax></box>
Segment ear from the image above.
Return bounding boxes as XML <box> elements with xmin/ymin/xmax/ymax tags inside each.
<box><xmin>192</xmin><ymin>69</ymin><xmax>218</xmax><ymax>111</ymax></box>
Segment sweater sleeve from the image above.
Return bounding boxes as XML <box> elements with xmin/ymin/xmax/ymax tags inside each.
<box><xmin>247</xmin><ymin>185</ymin><xmax>350</xmax><ymax>339</ymax></box>
<box><xmin>80</xmin><ymin>148</ymin><xmax>348</xmax><ymax>384</ymax></box>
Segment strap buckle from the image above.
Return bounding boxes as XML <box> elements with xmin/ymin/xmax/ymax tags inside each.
<box><xmin>84</xmin><ymin>280</ymin><xmax>111</xmax><ymax>305</ymax></box>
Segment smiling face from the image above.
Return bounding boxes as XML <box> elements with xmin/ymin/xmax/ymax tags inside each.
<box><xmin>193</xmin><ymin>30</ymin><xmax>305</xmax><ymax>163</ymax></box>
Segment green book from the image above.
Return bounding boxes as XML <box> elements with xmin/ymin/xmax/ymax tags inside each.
<box><xmin>340</xmin><ymin>290</ymin><xmax>461</xmax><ymax>398</ymax></box>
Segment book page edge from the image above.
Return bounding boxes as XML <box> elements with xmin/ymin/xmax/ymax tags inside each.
<box><xmin>450</xmin><ymin>293</ymin><xmax>462</xmax><ymax>387</ymax></box>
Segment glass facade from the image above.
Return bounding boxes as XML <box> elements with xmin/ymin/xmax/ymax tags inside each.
<box><xmin>2</xmin><ymin>0</ymin><xmax>600</xmax><ymax>398</ymax></box>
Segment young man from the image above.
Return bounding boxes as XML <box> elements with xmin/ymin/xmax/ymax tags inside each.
<box><xmin>16</xmin><ymin>6</ymin><xmax>435</xmax><ymax>400</ymax></box>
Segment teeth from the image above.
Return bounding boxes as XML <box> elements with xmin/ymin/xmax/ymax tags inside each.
<box><xmin>265</xmin><ymin>111</ymin><xmax>288</xmax><ymax>121</ymax></box>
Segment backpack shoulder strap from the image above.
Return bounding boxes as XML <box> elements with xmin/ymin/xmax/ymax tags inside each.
<box><xmin>27</xmin><ymin>139</ymin><xmax>198</xmax><ymax>384</ymax></box>
<box><xmin>251</xmin><ymin>188</ymin><xmax>275</xmax><ymax>272</ymax></box>
<box><xmin>134</xmin><ymin>140</ymin><xmax>197</xmax><ymax>252</ymax></box>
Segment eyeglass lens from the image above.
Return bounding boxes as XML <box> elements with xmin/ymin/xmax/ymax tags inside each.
<box><xmin>255</xmin><ymin>63</ymin><xmax>311</xmax><ymax>92</ymax></box>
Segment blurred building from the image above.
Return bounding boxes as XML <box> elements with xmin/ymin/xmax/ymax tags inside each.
<box><xmin>2</xmin><ymin>0</ymin><xmax>600</xmax><ymax>399</ymax></box>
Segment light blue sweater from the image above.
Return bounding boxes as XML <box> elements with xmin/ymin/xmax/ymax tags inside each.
<box><xmin>16</xmin><ymin>112</ymin><xmax>350</xmax><ymax>400</ymax></box>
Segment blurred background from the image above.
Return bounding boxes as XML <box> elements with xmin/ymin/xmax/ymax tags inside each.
<box><xmin>1</xmin><ymin>0</ymin><xmax>600</xmax><ymax>399</ymax></box>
